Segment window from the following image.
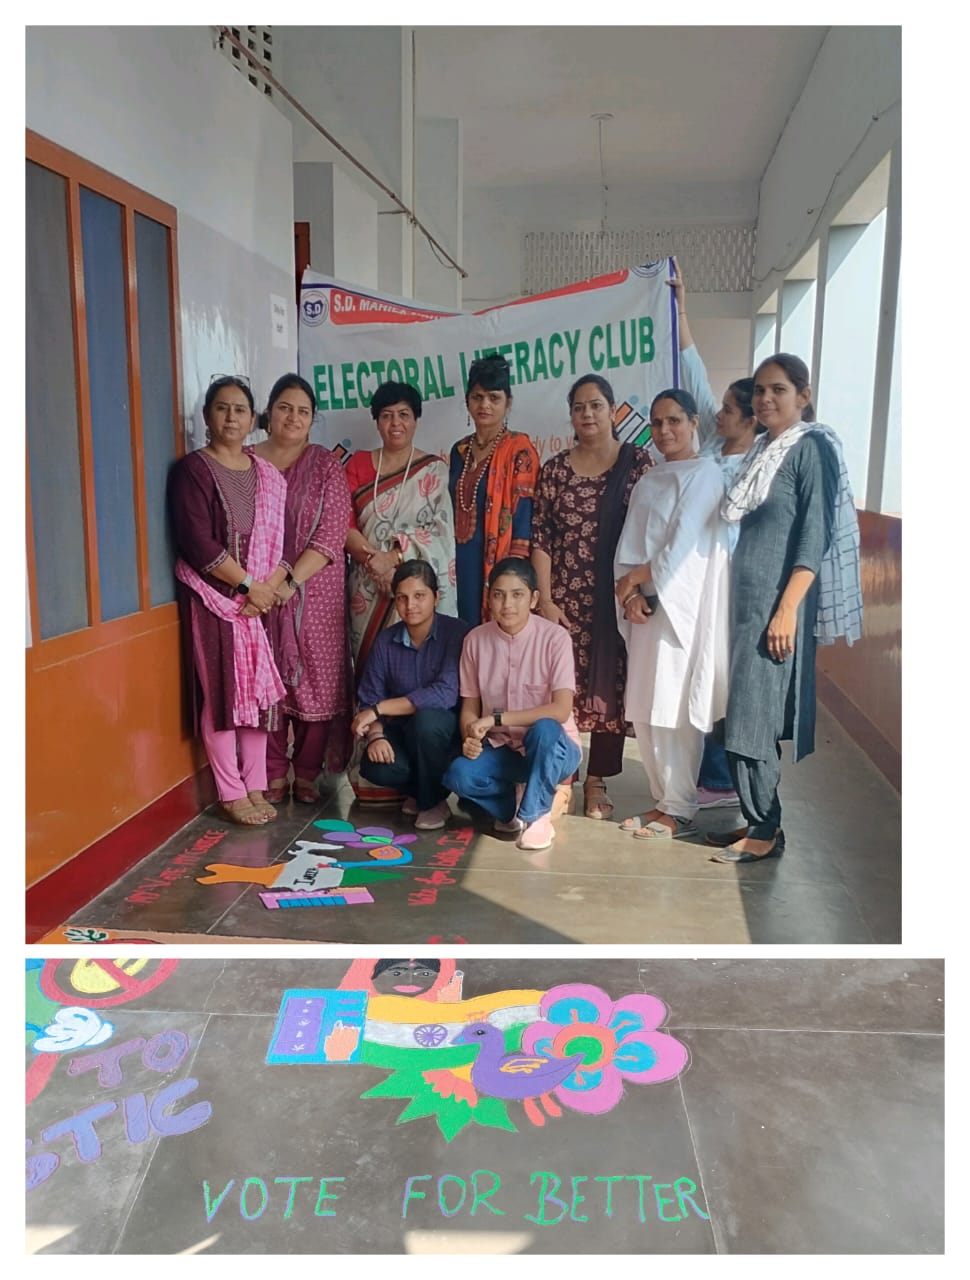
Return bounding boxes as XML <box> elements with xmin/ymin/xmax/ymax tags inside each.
<box><xmin>25</xmin><ymin>132</ymin><xmax>182</xmax><ymax>659</ymax></box>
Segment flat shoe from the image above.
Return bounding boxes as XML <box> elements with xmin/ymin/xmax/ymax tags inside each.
<box><xmin>265</xmin><ymin>780</ymin><xmax>289</xmax><ymax>805</ymax></box>
<box><xmin>710</xmin><ymin>833</ymin><xmax>785</xmax><ymax>864</ymax></box>
<box><xmin>706</xmin><ymin>826</ymin><xmax>784</xmax><ymax>849</ymax></box>
<box><xmin>632</xmin><ymin>816</ymin><xmax>698</xmax><ymax>841</ymax></box>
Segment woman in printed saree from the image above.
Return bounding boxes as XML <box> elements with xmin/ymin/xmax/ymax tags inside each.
<box><xmin>345</xmin><ymin>381</ymin><xmax>456</xmax><ymax>801</ymax></box>
<box><xmin>530</xmin><ymin>373</ymin><xmax>652</xmax><ymax>820</ymax></box>
<box><xmin>252</xmin><ymin>373</ymin><xmax>353</xmax><ymax>806</ymax></box>
<box><xmin>449</xmin><ymin>354</ymin><xmax>540</xmax><ymax>624</ymax></box>
<box><xmin>614</xmin><ymin>389</ymin><xmax>730</xmax><ymax>841</ymax></box>
<box><xmin>708</xmin><ymin>354</ymin><xmax>862</xmax><ymax>863</ymax></box>
<box><xmin>345</xmin><ymin>381</ymin><xmax>456</xmax><ymax>664</ymax></box>
<box><xmin>169</xmin><ymin>376</ymin><xmax>288</xmax><ymax>826</ymax></box>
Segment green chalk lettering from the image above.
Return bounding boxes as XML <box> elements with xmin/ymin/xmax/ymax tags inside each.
<box><xmin>274</xmin><ymin>1176</ymin><xmax>312</xmax><ymax>1220</ymax></box>
<box><xmin>341</xmin><ymin>362</ymin><xmax>358</xmax><ymax>409</ymax></box>
<box><xmin>470</xmin><ymin>1168</ymin><xmax>505</xmax><ymax>1217</ymax></box>
<box><xmin>638</xmin><ymin>315</ymin><xmax>655</xmax><ymax>364</ymax></box>
<box><xmin>524</xmin><ymin>1170</ymin><xmax>568</xmax><ymax>1226</ymax></box>
<box><xmin>570</xmin><ymin>1175</ymin><xmax>589</xmax><ymax>1223</ymax></box>
<box><xmin>654</xmin><ymin>1182</ymin><xmax>682</xmax><ymax>1222</ymax></box>
<box><xmin>239</xmin><ymin>1176</ymin><xmax>269</xmax><ymax>1221</ymax></box>
<box><xmin>563</xmin><ymin>329</ymin><xmax>581</xmax><ymax>374</ymax></box>
<box><xmin>401</xmin><ymin>1174</ymin><xmax>432</xmax><ymax>1218</ymax></box>
<box><xmin>437</xmin><ymin>1174</ymin><xmax>467</xmax><ymax>1218</ymax></box>
<box><xmin>202</xmin><ymin>1178</ymin><xmax>235</xmax><ymax>1224</ymax></box>
<box><xmin>674</xmin><ymin>1176</ymin><xmax>710</xmax><ymax>1221</ymax></box>
<box><xmin>626</xmin><ymin>1174</ymin><xmax>653</xmax><ymax>1223</ymax></box>
<box><xmin>589</xmin><ymin>324</ymin><xmax>606</xmax><ymax>372</ymax></box>
<box><xmin>314</xmin><ymin>1176</ymin><xmax>344</xmax><ymax>1217</ymax></box>
<box><xmin>594</xmin><ymin>1175</ymin><xmax>624</xmax><ymax>1218</ymax></box>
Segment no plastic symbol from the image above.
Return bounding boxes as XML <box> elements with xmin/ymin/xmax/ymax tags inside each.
<box><xmin>39</xmin><ymin>958</ymin><xmax>180</xmax><ymax>1009</ymax></box>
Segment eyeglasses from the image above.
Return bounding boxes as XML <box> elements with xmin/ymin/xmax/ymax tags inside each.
<box><xmin>209</xmin><ymin>373</ymin><xmax>251</xmax><ymax>387</ymax></box>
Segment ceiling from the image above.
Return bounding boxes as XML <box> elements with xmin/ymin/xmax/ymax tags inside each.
<box><xmin>414</xmin><ymin>26</ymin><xmax>828</xmax><ymax>190</ymax></box>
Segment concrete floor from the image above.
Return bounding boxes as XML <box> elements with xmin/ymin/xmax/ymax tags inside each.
<box><xmin>25</xmin><ymin>959</ymin><xmax>943</xmax><ymax>1255</ymax></box>
<box><xmin>57</xmin><ymin>704</ymin><xmax>899</xmax><ymax>944</ymax></box>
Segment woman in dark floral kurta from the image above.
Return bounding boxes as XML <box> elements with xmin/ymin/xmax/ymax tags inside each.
<box><xmin>531</xmin><ymin>374</ymin><xmax>652</xmax><ymax>818</ymax></box>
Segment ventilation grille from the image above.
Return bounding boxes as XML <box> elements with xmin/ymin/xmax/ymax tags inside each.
<box><xmin>217</xmin><ymin>26</ymin><xmax>274</xmax><ymax>99</ymax></box>
<box><xmin>523</xmin><ymin>225</ymin><xmax>756</xmax><ymax>295</ymax></box>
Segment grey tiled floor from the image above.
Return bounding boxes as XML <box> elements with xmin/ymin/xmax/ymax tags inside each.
<box><xmin>25</xmin><ymin>960</ymin><xmax>943</xmax><ymax>1255</ymax></box>
<box><xmin>61</xmin><ymin>704</ymin><xmax>899</xmax><ymax>944</ymax></box>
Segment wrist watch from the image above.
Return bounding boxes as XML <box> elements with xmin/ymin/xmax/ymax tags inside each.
<box><xmin>235</xmin><ymin>573</ymin><xmax>253</xmax><ymax>596</ymax></box>
<box><xmin>492</xmin><ymin>709</ymin><xmax>503</xmax><ymax>727</ymax></box>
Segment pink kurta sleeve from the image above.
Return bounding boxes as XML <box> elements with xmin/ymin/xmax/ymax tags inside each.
<box><xmin>547</xmin><ymin>624</ymin><xmax>577</xmax><ymax>692</ymax></box>
<box><xmin>459</xmin><ymin>630</ymin><xmax>482</xmax><ymax>699</ymax></box>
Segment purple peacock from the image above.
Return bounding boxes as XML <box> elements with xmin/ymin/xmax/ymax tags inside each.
<box><xmin>454</xmin><ymin>1021</ymin><xmax>584</xmax><ymax>1127</ymax></box>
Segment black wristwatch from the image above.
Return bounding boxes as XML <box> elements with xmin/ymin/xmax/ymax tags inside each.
<box><xmin>492</xmin><ymin>709</ymin><xmax>503</xmax><ymax>727</ymax></box>
<box><xmin>235</xmin><ymin>573</ymin><xmax>253</xmax><ymax>596</ymax></box>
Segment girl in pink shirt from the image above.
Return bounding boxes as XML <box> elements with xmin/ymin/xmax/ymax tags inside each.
<box><xmin>443</xmin><ymin>558</ymin><xmax>582</xmax><ymax>851</ymax></box>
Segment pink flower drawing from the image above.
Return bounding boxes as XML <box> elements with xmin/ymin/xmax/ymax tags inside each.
<box><xmin>520</xmin><ymin>982</ymin><xmax>689</xmax><ymax>1115</ymax></box>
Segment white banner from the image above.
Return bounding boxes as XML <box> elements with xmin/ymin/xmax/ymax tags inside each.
<box><xmin>298</xmin><ymin>263</ymin><xmax>681</xmax><ymax>464</ymax></box>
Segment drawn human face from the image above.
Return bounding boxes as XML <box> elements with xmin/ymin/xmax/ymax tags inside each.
<box><xmin>269</xmin><ymin>386</ymin><xmax>314</xmax><ymax>447</ymax></box>
<box><xmin>205</xmin><ymin>386</ymin><xmax>255</xmax><ymax>446</ymax></box>
<box><xmin>715</xmin><ymin>388</ymin><xmax>756</xmax><ymax>445</ymax></box>
<box><xmin>649</xmin><ymin>397</ymin><xmax>697</xmax><ymax>462</ymax></box>
<box><xmin>371</xmin><ymin>961</ymin><xmax>439</xmax><ymax>996</ymax></box>
<box><xmin>394</xmin><ymin>576</ymin><xmax>438</xmax><ymax>631</ymax></box>
<box><xmin>488</xmin><ymin>572</ymin><xmax>539</xmax><ymax>635</ymax></box>
<box><xmin>376</xmin><ymin>401</ymin><xmax>418</xmax><ymax>451</ymax></box>
<box><xmin>752</xmin><ymin>363</ymin><xmax>812</xmax><ymax>435</ymax></box>
<box><xmin>570</xmin><ymin>381</ymin><xmax>616</xmax><ymax>445</ymax></box>
<box><xmin>466</xmin><ymin>383</ymin><xmax>510</xmax><ymax>435</ymax></box>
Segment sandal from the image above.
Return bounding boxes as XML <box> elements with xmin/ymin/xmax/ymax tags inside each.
<box><xmin>293</xmin><ymin>778</ymin><xmax>320</xmax><ymax>805</ymax></box>
<box><xmin>265</xmin><ymin>778</ymin><xmax>290</xmax><ymax>805</ymax></box>
<box><xmin>583</xmin><ymin>779</ymin><xmax>614</xmax><ymax>820</ymax></box>
<box><xmin>247</xmin><ymin>791</ymin><xmax>278</xmax><ymax>821</ymax></box>
<box><xmin>220</xmin><ymin>798</ymin><xmax>270</xmax><ymax>826</ymax></box>
<box><xmin>632</xmin><ymin>815</ymin><xmax>698</xmax><ymax>841</ymax></box>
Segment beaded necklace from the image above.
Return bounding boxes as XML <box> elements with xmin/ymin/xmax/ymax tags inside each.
<box><xmin>456</xmin><ymin>425</ymin><xmax>507</xmax><ymax>514</ymax></box>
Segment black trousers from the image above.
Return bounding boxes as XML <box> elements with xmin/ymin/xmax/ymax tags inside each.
<box><xmin>359</xmin><ymin>707</ymin><xmax>460</xmax><ymax>811</ymax></box>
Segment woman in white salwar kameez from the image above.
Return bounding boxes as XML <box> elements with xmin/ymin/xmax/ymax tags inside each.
<box><xmin>613</xmin><ymin>389</ymin><xmax>730</xmax><ymax>840</ymax></box>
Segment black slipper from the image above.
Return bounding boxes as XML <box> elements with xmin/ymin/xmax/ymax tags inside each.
<box><xmin>709</xmin><ymin>831</ymin><xmax>785</xmax><ymax>864</ymax></box>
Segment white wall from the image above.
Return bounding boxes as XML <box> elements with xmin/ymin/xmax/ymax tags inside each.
<box><xmin>26</xmin><ymin>26</ymin><xmax>298</xmax><ymax>443</ymax></box>
<box><xmin>753</xmin><ymin>26</ymin><xmax>901</xmax><ymax>309</ymax></box>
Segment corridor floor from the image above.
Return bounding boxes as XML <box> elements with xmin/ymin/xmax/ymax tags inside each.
<box><xmin>48</xmin><ymin>705</ymin><xmax>900</xmax><ymax>945</ymax></box>
<box><xmin>25</xmin><ymin>958</ymin><xmax>943</xmax><ymax>1255</ymax></box>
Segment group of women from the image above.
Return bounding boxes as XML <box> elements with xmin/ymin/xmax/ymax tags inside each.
<box><xmin>170</xmin><ymin>274</ymin><xmax>862</xmax><ymax>863</ymax></box>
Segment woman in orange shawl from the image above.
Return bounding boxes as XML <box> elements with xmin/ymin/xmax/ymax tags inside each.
<box><xmin>449</xmin><ymin>355</ymin><xmax>540</xmax><ymax>624</ymax></box>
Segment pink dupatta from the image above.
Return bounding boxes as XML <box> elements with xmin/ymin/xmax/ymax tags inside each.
<box><xmin>175</xmin><ymin>454</ymin><xmax>287</xmax><ymax>726</ymax></box>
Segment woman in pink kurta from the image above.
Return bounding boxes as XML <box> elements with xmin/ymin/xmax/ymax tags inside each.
<box><xmin>252</xmin><ymin>374</ymin><xmax>353</xmax><ymax>804</ymax></box>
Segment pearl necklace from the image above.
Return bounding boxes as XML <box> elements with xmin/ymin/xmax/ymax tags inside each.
<box><xmin>456</xmin><ymin>425</ymin><xmax>507</xmax><ymax>513</ymax></box>
<box><xmin>372</xmin><ymin>445</ymin><xmax>415</xmax><ymax>538</ymax></box>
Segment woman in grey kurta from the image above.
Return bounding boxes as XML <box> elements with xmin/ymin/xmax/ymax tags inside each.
<box><xmin>711</xmin><ymin>354</ymin><xmax>862</xmax><ymax>863</ymax></box>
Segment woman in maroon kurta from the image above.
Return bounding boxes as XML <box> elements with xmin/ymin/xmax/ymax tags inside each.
<box><xmin>253</xmin><ymin>374</ymin><xmax>353</xmax><ymax>804</ymax></box>
<box><xmin>170</xmin><ymin>376</ymin><xmax>289</xmax><ymax>826</ymax></box>
<box><xmin>531</xmin><ymin>374</ymin><xmax>652</xmax><ymax>820</ymax></box>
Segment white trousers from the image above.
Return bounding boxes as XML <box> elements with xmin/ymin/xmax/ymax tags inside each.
<box><xmin>632</xmin><ymin>720</ymin><xmax>704</xmax><ymax>819</ymax></box>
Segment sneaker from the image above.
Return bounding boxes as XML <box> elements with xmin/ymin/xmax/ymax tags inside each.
<box><xmin>401</xmin><ymin>797</ymin><xmax>419</xmax><ymax>817</ymax></box>
<box><xmin>695</xmin><ymin>787</ymin><xmax>740</xmax><ymax>810</ymax></box>
<box><xmin>517</xmin><ymin>814</ymin><xmax>555</xmax><ymax>851</ymax></box>
<box><xmin>415</xmin><ymin>800</ymin><xmax>450</xmax><ymax>830</ymax></box>
<box><xmin>494</xmin><ymin>816</ymin><xmax>526</xmax><ymax>835</ymax></box>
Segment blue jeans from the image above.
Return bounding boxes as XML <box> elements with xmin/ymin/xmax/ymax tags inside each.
<box><xmin>698</xmin><ymin>734</ymin><xmax>735</xmax><ymax>791</ymax></box>
<box><xmin>443</xmin><ymin>719</ymin><xmax>582</xmax><ymax>824</ymax></box>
